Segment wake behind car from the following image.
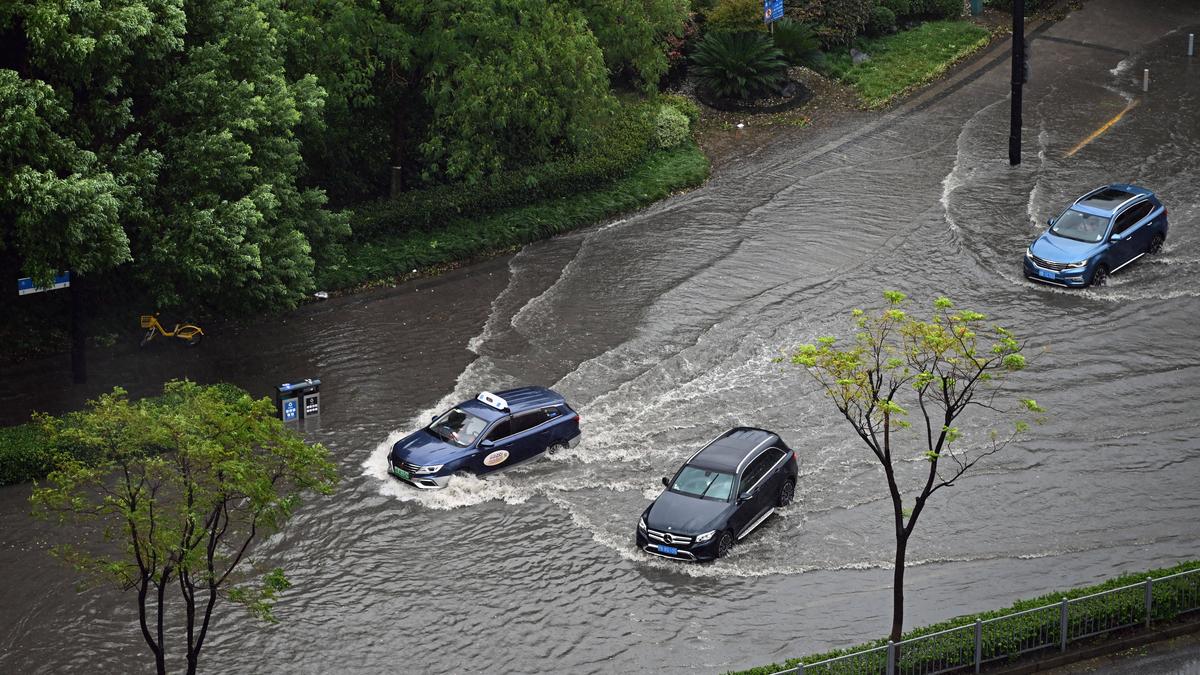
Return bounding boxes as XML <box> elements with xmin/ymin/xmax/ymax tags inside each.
<box><xmin>637</xmin><ymin>427</ymin><xmax>798</xmax><ymax>562</ymax></box>
<box><xmin>1024</xmin><ymin>183</ymin><xmax>1168</xmax><ymax>287</ymax></box>
<box><xmin>388</xmin><ymin>387</ymin><xmax>580</xmax><ymax>489</ymax></box>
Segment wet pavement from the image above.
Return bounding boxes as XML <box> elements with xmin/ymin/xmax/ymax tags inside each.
<box><xmin>1043</xmin><ymin>629</ymin><xmax>1200</xmax><ymax>674</ymax></box>
<box><xmin>2</xmin><ymin>0</ymin><xmax>1199</xmax><ymax>672</ymax></box>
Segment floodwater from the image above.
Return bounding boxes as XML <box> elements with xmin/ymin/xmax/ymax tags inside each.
<box><xmin>2</xmin><ymin>2</ymin><xmax>1198</xmax><ymax>673</ymax></box>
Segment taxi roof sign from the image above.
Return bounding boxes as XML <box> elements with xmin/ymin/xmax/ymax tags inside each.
<box><xmin>477</xmin><ymin>391</ymin><xmax>509</xmax><ymax>411</ymax></box>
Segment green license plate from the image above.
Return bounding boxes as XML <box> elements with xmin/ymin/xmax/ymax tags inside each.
<box><xmin>391</xmin><ymin>466</ymin><xmax>411</xmax><ymax>480</ymax></box>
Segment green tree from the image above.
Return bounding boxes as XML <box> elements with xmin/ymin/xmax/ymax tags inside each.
<box><xmin>279</xmin><ymin>0</ymin><xmax>414</xmax><ymax>205</ymax></box>
<box><xmin>31</xmin><ymin>381</ymin><xmax>338</xmax><ymax>675</ymax></box>
<box><xmin>412</xmin><ymin>0</ymin><xmax>615</xmax><ymax>184</ymax></box>
<box><xmin>560</xmin><ymin>0</ymin><xmax>689</xmax><ymax>91</ymax></box>
<box><xmin>133</xmin><ymin>0</ymin><xmax>349</xmax><ymax>311</ymax></box>
<box><xmin>1</xmin><ymin>0</ymin><xmax>347</xmax><ymax>313</ymax></box>
<box><xmin>0</xmin><ymin>0</ymin><xmax>182</xmax><ymax>284</ymax></box>
<box><xmin>790</xmin><ymin>292</ymin><xmax>1042</xmax><ymax>643</ymax></box>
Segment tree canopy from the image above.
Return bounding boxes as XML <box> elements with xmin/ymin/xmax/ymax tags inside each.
<box><xmin>31</xmin><ymin>381</ymin><xmax>338</xmax><ymax>675</ymax></box>
<box><xmin>791</xmin><ymin>292</ymin><xmax>1043</xmax><ymax>642</ymax></box>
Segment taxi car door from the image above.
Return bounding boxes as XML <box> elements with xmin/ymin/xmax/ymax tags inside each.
<box><xmin>505</xmin><ymin>409</ymin><xmax>553</xmax><ymax>464</ymax></box>
<box><xmin>477</xmin><ymin>418</ymin><xmax>513</xmax><ymax>473</ymax></box>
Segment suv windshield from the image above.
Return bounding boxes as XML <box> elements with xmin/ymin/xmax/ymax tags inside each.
<box><xmin>670</xmin><ymin>466</ymin><xmax>734</xmax><ymax>501</ymax></box>
<box><xmin>1051</xmin><ymin>209</ymin><xmax>1110</xmax><ymax>243</ymax></box>
<box><xmin>428</xmin><ymin>408</ymin><xmax>489</xmax><ymax>447</ymax></box>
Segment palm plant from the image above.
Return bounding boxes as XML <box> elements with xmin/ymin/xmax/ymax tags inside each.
<box><xmin>771</xmin><ymin>18</ymin><xmax>822</xmax><ymax>66</ymax></box>
<box><xmin>691</xmin><ymin>31</ymin><xmax>789</xmax><ymax>102</ymax></box>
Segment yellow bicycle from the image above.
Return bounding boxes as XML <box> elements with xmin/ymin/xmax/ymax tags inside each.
<box><xmin>140</xmin><ymin>313</ymin><xmax>204</xmax><ymax>347</ymax></box>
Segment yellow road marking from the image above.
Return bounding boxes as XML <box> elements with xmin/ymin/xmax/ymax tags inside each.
<box><xmin>1065</xmin><ymin>99</ymin><xmax>1139</xmax><ymax>157</ymax></box>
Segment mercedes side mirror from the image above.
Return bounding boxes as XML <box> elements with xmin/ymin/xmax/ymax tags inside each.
<box><xmin>1047</xmin><ymin>217</ymin><xmax>1056</xmax><ymax>226</ymax></box>
<box><xmin>738</xmin><ymin>491</ymin><xmax>752</xmax><ymax>503</ymax></box>
<box><xmin>661</xmin><ymin>476</ymin><xmax>670</xmax><ymax>487</ymax></box>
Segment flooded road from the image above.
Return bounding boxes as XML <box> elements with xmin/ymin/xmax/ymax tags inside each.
<box><xmin>2</xmin><ymin>1</ymin><xmax>1199</xmax><ymax>672</ymax></box>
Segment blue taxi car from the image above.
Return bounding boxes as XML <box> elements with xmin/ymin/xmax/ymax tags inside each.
<box><xmin>1024</xmin><ymin>184</ymin><xmax>1168</xmax><ymax>287</ymax></box>
<box><xmin>388</xmin><ymin>387</ymin><xmax>581</xmax><ymax>489</ymax></box>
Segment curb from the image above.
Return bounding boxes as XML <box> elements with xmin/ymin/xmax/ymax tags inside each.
<box><xmin>991</xmin><ymin>618</ymin><xmax>1200</xmax><ymax>674</ymax></box>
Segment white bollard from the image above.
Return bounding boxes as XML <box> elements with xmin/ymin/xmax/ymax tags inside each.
<box><xmin>1143</xmin><ymin>69</ymin><xmax>1149</xmax><ymax>92</ymax></box>
<box><xmin>1189</xmin><ymin>33</ymin><xmax>1195</xmax><ymax>57</ymax></box>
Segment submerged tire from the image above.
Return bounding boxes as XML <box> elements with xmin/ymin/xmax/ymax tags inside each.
<box><xmin>1091</xmin><ymin>266</ymin><xmax>1109</xmax><ymax>287</ymax></box>
<box><xmin>777</xmin><ymin>479</ymin><xmax>796</xmax><ymax>507</ymax></box>
<box><xmin>716</xmin><ymin>530</ymin><xmax>734</xmax><ymax>558</ymax></box>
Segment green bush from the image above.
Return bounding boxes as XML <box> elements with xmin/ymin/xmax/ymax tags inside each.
<box><xmin>652</xmin><ymin>104</ymin><xmax>691</xmax><ymax>149</ymax></box>
<box><xmin>881</xmin><ymin>0</ymin><xmax>913</xmax><ymax>17</ymax></box>
<box><xmin>792</xmin><ymin>0</ymin><xmax>874</xmax><ymax>48</ymax></box>
<box><xmin>691</xmin><ymin>31</ymin><xmax>789</xmax><ymax>101</ymax></box>
<box><xmin>320</xmin><ymin>142</ymin><xmax>710</xmax><ymax>290</ymax></box>
<box><xmin>659</xmin><ymin>93</ymin><xmax>701</xmax><ymax>129</ymax></box>
<box><xmin>0</xmin><ymin>423</ymin><xmax>53</xmax><ymax>486</ymax></box>
<box><xmin>771</xmin><ymin>18</ymin><xmax>822</xmax><ymax>65</ymax></box>
<box><xmin>926</xmin><ymin>0</ymin><xmax>963</xmax><ymax>19</ymax></box>
<box><xmin>866</xmin><ymin>5</ymin><xmax>898</xmax><ymax>35</ymax></box>
<box><xmin>704</xmin><ymin>0</ymin><xmax>765</xmax><ymax>33</ymax></box>
<box><xmin>350</xmin><ymin>103</ymin><xmax>656</xmax><ymax>242</ymax></box>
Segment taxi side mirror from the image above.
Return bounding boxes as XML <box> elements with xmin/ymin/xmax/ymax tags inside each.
<box><xmin>479</xmin><ymin>439</ymin><xmax>495</xmax><ymax>449</ymax></box>
<box><xmin>661</xmin><ymin>476</ymin><xmax>669</xmax><ymax>487</ymax></box>
<box><xmin>1047</xmin><ymin>217</ymin><xmax>1056</xmax><ymax>226</ymax></box>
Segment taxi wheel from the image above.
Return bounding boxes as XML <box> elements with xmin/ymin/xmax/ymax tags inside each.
<box><xmin>1091</xmin><ymin>266</ymin><xmax>1109</xmax><ymax>287</ymax></box>
<box><xmin>716</xmin><ymin>531</ymin><xmax>734</xmax><ymax>558</ymax></box>
<box><xmin>777</xmin><ymin>479</ymin><xmax>795</xmax><ymax>507</ymax></box>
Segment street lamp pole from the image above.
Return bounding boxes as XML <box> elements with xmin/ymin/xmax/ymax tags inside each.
<box><xmin>1009</xmin><ymin>0</ymin><xmax>1025</xmax><ymax>165</ymax></box>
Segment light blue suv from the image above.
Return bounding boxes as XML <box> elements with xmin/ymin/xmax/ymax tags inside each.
<box><xmin>1024</xmin><ymin>184</ymin><xmax>1168</xmax><ymax>287</ymax></box>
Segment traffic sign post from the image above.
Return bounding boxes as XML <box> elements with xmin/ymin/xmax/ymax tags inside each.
<box><xmin>16</xmin><ymin>271</ymin><xmax>71</xmax><ymax>296</ymax></box>
<box><xmin>763</xmin><ymin>0</ymin><xmax>783</xmax><ymax>25</ymax></box>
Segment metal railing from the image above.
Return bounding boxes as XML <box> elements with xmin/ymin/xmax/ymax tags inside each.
<box><xmin>768</xmin><ymin>567</ymin><xmax>1200</xmax><ymax>675</ymax></box>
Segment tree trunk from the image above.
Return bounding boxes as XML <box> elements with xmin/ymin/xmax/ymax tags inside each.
<box><xmin>891</xmin><ymin>531</ymin><xmax>908</xmax><ymax>643</ymax></box>
<box><xmin>137</xmin><ymin>576</ymin><xmax>165</xmax><ymax>675</ymax></box>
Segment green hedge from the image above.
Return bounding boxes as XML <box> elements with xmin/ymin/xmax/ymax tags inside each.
<box><xmin>0</xmin><ymin>423</ymin><xmax>55</xmax><ymax>486</ymax></box>
<box><xmin>0</xmin><ymin>383</ymin><xmax>262</xmax><ymax>487</ymax></box>
<box><xmin>728</xmin><ymin>560</ymin><xmax>1200</xmax><ymax>675</ymax></box>
<box><xmin>350</xmin><ymin>103</ymin><xmax>657</xmax><ymax>242</ymax></box>
<box><xmin>318</xmin><ymin>140</ymin><xmax>710</xmax><ymax>290</ymax></box>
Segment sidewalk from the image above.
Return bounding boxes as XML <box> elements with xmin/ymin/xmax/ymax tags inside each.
<box><xmin>1040</xmin><ymin>630</ymin><xmax>1200</xmax><ymax>674</ymax></box>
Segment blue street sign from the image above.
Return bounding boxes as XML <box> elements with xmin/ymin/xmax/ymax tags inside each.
<box><xmin>17</xmin><ymin>271</ymin><xmax>71</xmax><ymax>296</ymax></box>
<box><xmin>764</xmin><ymin>0</ymin><xmax>783</xmax><ymax>23</ymax></box>
<box><xmin>282</xmin><ymin>397</ymin><xmax>299</xmax><ymax>422</ymax></box>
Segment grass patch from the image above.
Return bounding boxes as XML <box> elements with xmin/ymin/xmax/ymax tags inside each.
<box><xmin>824</xmin><ymin>20</ymin><xmax>992</xmax><ymax>108</ymax></box>
<box><xmin>318</xmin><ymin>140</ymin><xmax>710</xmax><ymax>290</ymax></box>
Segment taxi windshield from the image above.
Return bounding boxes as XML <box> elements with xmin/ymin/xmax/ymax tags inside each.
<box><xmin>670</xmin><ymin>466</ymin><xmax>734</xmax><ymax>501</ymax></box>
<box><xmin>1051</xmin><ymin>209</ymin><xmax>1110</xmax><ymax>243</ymax></box>
<box><xmin>428</xmin><ymin>408</ymin><xmax>489</xmax><ymax>447</ymax></box>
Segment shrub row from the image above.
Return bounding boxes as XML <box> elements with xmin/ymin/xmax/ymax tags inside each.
<box><xmin>0</xmin><ymin>383</ymin><xmax>259</xmax><ymax>486</ymax></box>
<box><xmin>728</xmin><ymin>559</ymin><xmax>1200</xmax><ymax>675</ymax></box>
<box><xmin>351</xmin><ymin>98</ymin><xmax>701</xmax><ymax>242</ymax></box>
<box><xmin>317</xmin><ymin>140</ymin><xmax>710</xmax><ymax>291</ymax></box>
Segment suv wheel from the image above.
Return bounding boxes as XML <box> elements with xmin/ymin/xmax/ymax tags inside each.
<box><xmin>1149</xmin><ymin>234</ymin><xmax>1164</xmax><ymax>255</ymax></box>
<box><xmin>1091</xmin><ymin>265</ymin><xmax>1109</xmax><ymax>287</ymax></box>
<box><xmin>716</xmin><ymin>531</ymin><xmax>734</xmax><ymax>558</ymax></box>
<box><xmin>777</xmin><ymin>479</ymin><xmax>796</xmax><ymax>507</ymax></box>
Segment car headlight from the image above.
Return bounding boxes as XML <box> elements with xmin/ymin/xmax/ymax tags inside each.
<box><xmin>1065</xmin><ymin>258</ymin><xmax>1089</xmax><ymax>269</ymax></box>
<box><xmin>1025</xmin><ymin>246</ymin><xmax>1034</xmax><ymax>259</ymax></box>
<box><xmin>695</xmin><ymin>530</ymin><xmax>716</xmax><ymax>544</ymax></box>
<box><xmin>638</xmin><ymin>517</ymin><xmax>647</xmax><ymax>532</ymax></box>
<box><xmin>413</xmin><ymin>464</ymin><xmax>444</xmax><ymax>475</ymax></box>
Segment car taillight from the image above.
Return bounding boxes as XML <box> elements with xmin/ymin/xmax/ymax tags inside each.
<box><xmin>572</xmin><ymin>414</ymin><xmax>580</xmax><ymax>424</ymax></box>
<box><xmin>792</xmin><ymin>450</ymin><xmax>797</xmax><ymax>462</ymax></box>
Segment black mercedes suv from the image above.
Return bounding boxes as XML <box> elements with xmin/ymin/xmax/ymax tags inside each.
<box><xmin>636</xmin><ymin>427</ymin><xmax>798</xmax><ymax>561</ymax></box>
